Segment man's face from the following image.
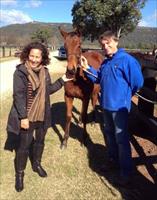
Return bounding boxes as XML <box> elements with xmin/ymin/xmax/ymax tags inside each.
<box><xmin>100</xmin><ymin>37</ymin><xmax>118</xmax><ymax>57</ymax></box>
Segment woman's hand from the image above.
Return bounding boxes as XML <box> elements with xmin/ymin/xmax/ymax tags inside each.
<box><xmin>21</xmin><ymin>118</ymin><xmax>29</xmax><ymax>129</ymax></box>
<box><xmin>80</xmin><ymin>56</ymin><xmax>89</xmax><ymax>69</ymax></box>
<box><xmin>62</xmin><ymin>74</ymin><xmax>74</xmax><ymax>82</ymax></box>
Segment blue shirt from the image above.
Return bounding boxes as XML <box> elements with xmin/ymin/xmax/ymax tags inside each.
<box><xmin>86</xmin><ymin>48</ymin><xmax>144</xmax><ymax>111</ymax></box>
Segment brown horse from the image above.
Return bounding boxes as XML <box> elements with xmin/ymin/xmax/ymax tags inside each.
<box><xmin>59</xmin><ymin>27</ymin><xmax>103</xmax><ymax>148</ymax></box>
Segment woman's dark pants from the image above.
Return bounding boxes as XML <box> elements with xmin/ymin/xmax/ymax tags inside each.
<box><xmin>14</xmin><ymin>123</ymin><xmax>47</xmax><ymax>192</ymax></box>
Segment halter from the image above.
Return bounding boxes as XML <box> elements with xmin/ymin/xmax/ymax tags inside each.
<box><xmin>66</xmin><ymin>46</ymin><xmax>83</xmax><ymax>79</ymax></box>
<box><xmin>66</xmin><ymin>51</ymin><xmax>82</xmax><ymax>71</ymax></box>
<box><xmin>67</xmin><ymin>53</ymin><xmax>81</xmax><ymax>58</ymax></box>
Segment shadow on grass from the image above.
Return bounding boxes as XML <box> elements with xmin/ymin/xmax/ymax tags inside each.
<box><xmin>50</xmin><ymin>102</ymin><xmax>84</xmax><ymax>145</ymax></box>
<box><xmin>50</xmin><ymin>101</ymin><xmax>157</xmax><ymax>200</ymax></box>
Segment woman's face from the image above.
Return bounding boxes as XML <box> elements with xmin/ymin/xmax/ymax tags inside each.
<box><xmin>28</xmin><ymin>49</ymin><xmax>42</xmax><ymax>68</ymax></box>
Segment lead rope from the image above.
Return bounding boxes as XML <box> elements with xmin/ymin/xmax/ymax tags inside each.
<box><xmin>78</xmin><ymin>64</ymin><xmax>157</xmax><ymax>105</ymax></box>
<box><xmin>77</xmin><ymin>64</ymin><xmax>98</xmax><ymax>78</ymax></box>
<box><xmin>135</xmin><ymin>92</ymin><xmax>157</xmax><ymax>104</ymax></box>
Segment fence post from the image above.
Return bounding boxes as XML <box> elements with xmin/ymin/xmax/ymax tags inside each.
<box><xmin>9</xmin><ymin>47</ymin><xmax>11</xmax><ymax>56</ymax></box>
<box><xmin>2</xmin><ymin>46</ymin><xmax>5</xmax><ymax>57</ymax></box>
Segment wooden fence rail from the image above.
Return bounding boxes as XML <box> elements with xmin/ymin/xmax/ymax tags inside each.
<box><xmin>0</xmin><ymin>46</ymin><xmax>22</xmax><ymax>58</ymax></box>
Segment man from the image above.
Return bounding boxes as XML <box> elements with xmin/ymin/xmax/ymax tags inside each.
<box><xmin>80</xmin><ymin>31</ymin><xmax>144</xmax><ymax>186</ymax></box>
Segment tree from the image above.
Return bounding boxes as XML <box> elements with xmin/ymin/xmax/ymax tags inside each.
<box><xmin>72</xmin><ymin>0</ymin><xmax>146</xmax><ymax>40</ymax></box>
<box><xmin>31</xmin><ymin>29</ymin><xmax>51</xmax><ymax>45</ymax></box>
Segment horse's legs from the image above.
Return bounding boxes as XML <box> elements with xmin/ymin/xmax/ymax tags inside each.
<box><xmin>78</xmin><ymin>106</ymin><xmax>83</xmax><ymax>126</ymax></box>
<box><xmin>81</xmin><ymin>98</ymin><xmax>90</xmax><ymax>146</ymax></box>
<box><xmin>61</xmin><ymin>96</ymin><xmax>74</xmax><ymax>149</ymax></box>
<box><xmin>91</xmin><ymin>85</ymin><xmax>100</xmax><ymax>125</ymax></box>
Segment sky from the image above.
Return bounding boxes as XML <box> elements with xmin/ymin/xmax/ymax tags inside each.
<box><xmin>0</xmin><ymin>0</ymin><xmax>157</xmax><ymax>28</ymax></box>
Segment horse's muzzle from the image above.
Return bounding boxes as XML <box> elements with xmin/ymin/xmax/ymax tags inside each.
<box><xmin>66</xmin><ymin>68</ymin><xmax>76</xmax><ymax>78</ymax></box>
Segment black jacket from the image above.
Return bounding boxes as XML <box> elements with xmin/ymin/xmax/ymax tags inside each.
<box><xmin>5</xmin><ymin>64</ymin><xmax>64</xmax><ymax>150</ymax></box>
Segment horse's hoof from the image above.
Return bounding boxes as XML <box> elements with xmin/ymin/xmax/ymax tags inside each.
<box><xmin>81</xmin><ymin>139</ymin><xmax>88</xmax><ymax>147</ymax></box>
<box><xmin>78</xmin><ymin>122</ymin><xmax>83</xmax><ymax>127</ymax></box>
<box><xmin>60</xmin><ymin>143</ymin><xmax>67</xmax><ymax>150</ymax></box>
<box><xmin>80</xmin><ymin>142</ymin><xmax>85</xmax><ymax>147</ymax></box>
<box><xmin>91</xmin><ymin>121</ymin><xmax>96</xmax><ymax>126</ymax></box>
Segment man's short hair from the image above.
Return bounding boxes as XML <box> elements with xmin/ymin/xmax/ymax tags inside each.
<box><xmin>99</xmin><ymin>31</ymin><xmax>119</xmax><ymax>43</ymax></box>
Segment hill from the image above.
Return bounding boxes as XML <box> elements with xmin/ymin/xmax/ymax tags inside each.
<box><xmin>0</xmin><ymin>22</ymin><xmax>72</xmax><ymax>48</ymax></box>
<box><xmin>0</xmin><ymin>21</ymin><xmax>157</xmax><ymax>49</ymax></box>
<box><xmin>119</xmin><ymin>26</ymin><xmax>157</xmax><ymax>49</ymax></box>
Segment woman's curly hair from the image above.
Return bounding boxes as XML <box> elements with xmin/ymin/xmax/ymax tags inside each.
<box><xmin>20</xmin><ymin>42</ymin><xmax>50</xmax><ymax>66</ymax></box>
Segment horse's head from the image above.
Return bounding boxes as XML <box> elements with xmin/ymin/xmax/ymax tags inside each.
<box><xmin>59</xmin><ymin>27</ymin><xmax>82</xmax><ymax>78</ymax></box>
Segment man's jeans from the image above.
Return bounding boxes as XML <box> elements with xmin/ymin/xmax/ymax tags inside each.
<box><xmin>102</xmin><ymin>109</ymin><xmax>132</xmax><ymax>177</ymax></box>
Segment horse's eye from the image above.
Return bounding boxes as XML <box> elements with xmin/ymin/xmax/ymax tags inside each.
<box><xmin>77</xmin><ymin>45</ymin><xmax>81</xmax><ymax>50</ymax></box>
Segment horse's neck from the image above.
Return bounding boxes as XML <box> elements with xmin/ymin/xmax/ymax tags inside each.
<box><xmin>75</xmin><ymin>67</ymin><xmax>87</xmax><ymax>81</ymax></box>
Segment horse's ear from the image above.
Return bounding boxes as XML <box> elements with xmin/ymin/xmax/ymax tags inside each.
<box><xmin>73</xmin><ymin>26</ymin><xmax>82</xmax><ymax>37</ymax></box>
<box><xmin>76</xmin><ymin>29</ymin><xmax>82</xmax><ymax>37</ymax></box>
<box><xmin>58</xmin><ymin>26</ymin><xmax>68</xmax><ymax>39</ymax></box>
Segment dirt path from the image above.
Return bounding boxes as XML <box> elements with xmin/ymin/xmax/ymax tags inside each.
<box><xmin>0</xmin><ymin>51</ymin><xmax>67</xmax><ymax>95</ymax></box>
<box><xmin>0</xmin><ymin>59</ymin><xmax>19</xmax><ymax>94</ymax></box>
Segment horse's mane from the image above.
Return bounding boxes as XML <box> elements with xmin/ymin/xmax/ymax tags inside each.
<box><xmin>83</xmin><ymin>51</ymin><xmax>104</xmax><ymax>69</ymax></box>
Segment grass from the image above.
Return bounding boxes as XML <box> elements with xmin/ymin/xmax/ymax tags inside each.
<box><xmin>1</xmin><ymin>73</ymin><xmax>157</xmax><ymax>200</ymax></box>
<box><xmin>0</xmin><ymin>73</ymin><xmax>123</xmax><ymax>200</ymax></box>
<box><xmin>8</xmin><ymin>71</ymin><xmax>157</xmax><ymax>200</ymax></box>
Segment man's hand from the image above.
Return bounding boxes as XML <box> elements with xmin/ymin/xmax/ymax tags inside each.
<box><xmin>62</xmin><ymin>74</ymin><xmax>74</xmax><ymax>82</ymax></box>
<box><xmin>80</xmin><ymin>56</ymin><xmax>89</xmax><ymax>69</ymax></box>
<box><xmin>21</xmin><ymin>118</ymin><xmax>29</xmax><ymax>129</ymax></box>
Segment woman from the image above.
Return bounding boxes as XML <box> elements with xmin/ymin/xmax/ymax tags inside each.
<box><xmin>5</xmin><ymin>42</ymin><xmax>72</xmax><ymax>192</ymax></box>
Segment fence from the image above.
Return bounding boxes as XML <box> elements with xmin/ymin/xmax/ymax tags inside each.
<box><xmin>132</xmin><ymin>56</ymin><xmax>157</xmax><ymax>135</ymax></box>
<box><xmin>0</xmin><ymin>46</ymin><xmax>22</xmax><ymax>58</ymax></box>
